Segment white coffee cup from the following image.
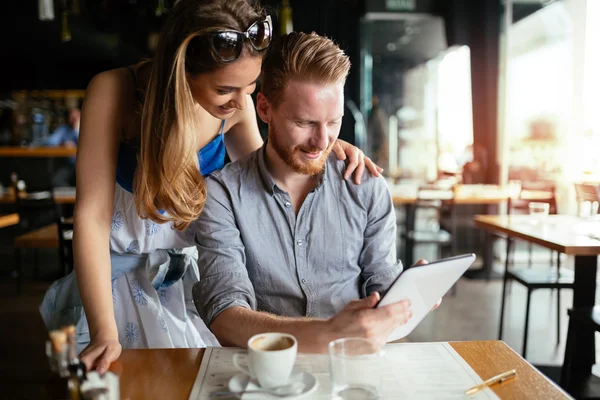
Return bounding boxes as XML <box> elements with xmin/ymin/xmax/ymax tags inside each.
<box><xmin>232</xmin><ymin>332</ymin><xmax>297</xmax><ymax>389</ymax></box>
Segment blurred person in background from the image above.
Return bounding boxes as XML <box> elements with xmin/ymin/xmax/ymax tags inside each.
<box><xmin>39</xmin><ymin>0</ymin><xmax>380</xmax><ymax>375</ymax></box>
<box><xmin>461</xmin><ymin>143</ymin><xmax>488</xmax><ymax>184</ymax></box>
<box><xmin>45</xmin><ymin>107</ymin><xmax>80</xmax><ymax>186</ymax></box>
<box><xmin>368</xmin><ymin>95</ymin><xmax>389</xmax><ymax>172</ymax></box>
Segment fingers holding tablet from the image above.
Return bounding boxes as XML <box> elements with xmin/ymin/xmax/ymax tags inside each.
<box><xmin>431</xmin><ymin>297</ymin><xmax>442</xmax><ymax>311</ymax></box>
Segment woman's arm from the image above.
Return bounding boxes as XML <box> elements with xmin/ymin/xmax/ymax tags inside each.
<box><xmin>73</xmin><ymin>69</ymin><xmax>130</xmax><ymax>373</ymax></box>
<box><xmin>223</xmin><ymin>95</ymin><xmax>264</xmax><ymax>162</ymax></box>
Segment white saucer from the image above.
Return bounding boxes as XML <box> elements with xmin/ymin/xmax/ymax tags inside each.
<box><xmin>228</xmin><ymin>371</ymin><xmax>318</xmax><ymax>399</ymax></box>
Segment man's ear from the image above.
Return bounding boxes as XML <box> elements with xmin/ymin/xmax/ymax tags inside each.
<box><xmin>256</xmin><ymin>92</ymin><xmax>271</xmax><ymax>124</ymax></box>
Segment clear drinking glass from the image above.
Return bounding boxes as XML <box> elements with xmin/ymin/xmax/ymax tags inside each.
<box><xmin>507</xmin><ymin>180</ymin><xmax>522</xmax><ymax>199</ymax></box>
<box><xmin>328</xmin><ymin>338</ymin><xmax>384</xmax><ymax>400</ymax></box>
<box><xmin>529</xmin><ymin>201</ymin><xmax>550</xmax><ymax>224</ymax></box>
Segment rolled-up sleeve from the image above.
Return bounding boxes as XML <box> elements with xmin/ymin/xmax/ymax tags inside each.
<box><xmin>193</xmin><ymin>175</ymin><xmax>256</xmax><ymax>327</ymax></box>
<box><xmin>359</xmin><ymin>177</ymin><xmax>403</xmax><ymax>298</ymax></box>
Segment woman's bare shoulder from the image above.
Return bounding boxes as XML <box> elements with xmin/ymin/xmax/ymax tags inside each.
<box><xmin>85</xmin><ymin>68</ymin><xmax>135</xmax><ymax>101</ymax></box>
<box><xmin>83</xmin><ymin>67</ymin><xmax>141</xmax><ymax>138</ymax></box>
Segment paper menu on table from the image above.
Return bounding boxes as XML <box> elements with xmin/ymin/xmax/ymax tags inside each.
<box><xmin>379</xmin><ymin>342</ymin><xmax>499</xmax><ymax>399</ymax></box>
<box><xmin>188</xmin><ymin>342</ymin><xmax>499</xmax><ymax>400</ymax></box>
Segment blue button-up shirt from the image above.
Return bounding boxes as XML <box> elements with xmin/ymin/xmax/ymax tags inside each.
<box><xmin>45</xmin><ymin>124</ymin><xmax>78</xmax><ymax>164</ymax></box>
<box><xmin>193</xmin><ymin>144</ymin><xmax>402</xmax><ymax>326</ymax></box>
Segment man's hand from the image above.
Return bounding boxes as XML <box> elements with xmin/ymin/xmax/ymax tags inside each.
<box><xmin>324</xmin><ymin>292</ymin><xmax>412</xmax><ymax>348</ymax></box>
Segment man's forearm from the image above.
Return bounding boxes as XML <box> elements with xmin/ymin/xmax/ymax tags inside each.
<box><xmin>211</xmin><ymin>306</ymin><xmax>332</xmax><ymax>353</ymax></box>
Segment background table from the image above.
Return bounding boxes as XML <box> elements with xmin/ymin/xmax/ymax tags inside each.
<box><xmin>0</xmin><ymin>213</ymin><xmax>19</xmax><ymax>228</ymax></box>
<box><xmin>474</xmin><ymin>214</ymin><xmax>600</xmax><ymax>391</ymax></box>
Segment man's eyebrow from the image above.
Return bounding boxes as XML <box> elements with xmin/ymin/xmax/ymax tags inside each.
<box><xmin>216</xmin><ymin>76</ymin><xmax>259</xmax><ymax>90</ymax></box>
<box><xmin>291</xmin><ymin>115</ymin><xmax>344</xmax><ymax>122</ymax></box>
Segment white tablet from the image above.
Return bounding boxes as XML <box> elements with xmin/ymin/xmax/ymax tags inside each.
<box><xmin>377</xmin><ymin>253</ymin><xmax>476</xmax><ymax>342</ymax></box>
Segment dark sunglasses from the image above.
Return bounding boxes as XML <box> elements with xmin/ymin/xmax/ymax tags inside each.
<box><xmin>210</xmin><ymin>15</ymin><xmax>272</xmax><ymax>63</ymax></box>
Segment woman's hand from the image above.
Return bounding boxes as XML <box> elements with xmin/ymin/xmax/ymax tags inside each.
<box><xmin>333</xmin><ymin>139</ymin><xmax>383</xmax><ymax>184</ymax></box>
<box><xmin>79</xmin><ymin>336</ymin><xmax>122</xmax><ymax>374</ymax></box>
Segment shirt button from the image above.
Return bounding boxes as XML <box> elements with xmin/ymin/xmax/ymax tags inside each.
<box><xmin>301</xmin><ymin>279</ymin><xmax>307</xmax><ymax>284</ymax></box>
<box><xmin>284</xmin><ymin>201</ymin><xmax>291</xmax><ymax>208</ymax></box>
<box><xmin>297</xmin><ymin>239</ymin><xmax>303</xmax><ymax>246</ymax></box>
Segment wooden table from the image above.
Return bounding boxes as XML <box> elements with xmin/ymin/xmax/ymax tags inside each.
<box><xmin>0</xmin><ymin>146</ymin><xmax>77</xmax><ymax>157</ymax></box>
<box><xmin>14</xmin><ymin>223</ymin><xmax>60</xmax><ymax>249</ymax></box>
<box><xmin>474</xmin><ymin>214</ymin><xmax>600</xmax><ymax>392</ymax></box>
<box><xmin>0</xmin><ymin>190</ymin><xmax>76</xmax><ymax>204</ymax></box>
<box><xmin>0</xmin><ymin>213</ymin><xmax>19</xmax><ymax>228</ymax></box>
<box><xmin>390</xmin><ymin>184</ymin><xmax>553</xmax><ymax>205</ymax></box>
<box><xmin>112</xmin><ymin>341</ymin><xmax>570</xmax><ymax>399</ymax></box>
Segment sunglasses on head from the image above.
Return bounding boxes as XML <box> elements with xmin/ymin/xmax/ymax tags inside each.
<box><xmin>210</xmin><ymin>15</ymin><xmax>272</xmax><ymax>63</ymax></box>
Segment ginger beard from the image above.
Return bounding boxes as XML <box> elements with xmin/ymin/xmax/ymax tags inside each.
<box><xmin>268</xmin><ymin>119</ymin><xmax>334</xmax><ymax>176</ymax></box>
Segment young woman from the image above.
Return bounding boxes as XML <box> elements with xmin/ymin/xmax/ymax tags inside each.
<box><xmin>40</xmin><ymin>0</ymin><xmax>381</xmax><ymax>374</ymax></box>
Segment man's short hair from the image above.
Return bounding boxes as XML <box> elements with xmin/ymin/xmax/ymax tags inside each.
<box><xmin>260</xmin><ymin>32</ymin><xmax>351</xmax><ymax>107</ymax></box>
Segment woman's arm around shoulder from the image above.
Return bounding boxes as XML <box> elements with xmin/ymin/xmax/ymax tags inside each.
<box><xmin>222</xmin><ymin>95</ymin><xmax>264</xmax><ymax>162</ymax></box>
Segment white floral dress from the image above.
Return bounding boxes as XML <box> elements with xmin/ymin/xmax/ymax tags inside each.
<box><xmin>40</xmin><ymin>127</ymin><xmax>225</xmax><ymax>352</ymax></box>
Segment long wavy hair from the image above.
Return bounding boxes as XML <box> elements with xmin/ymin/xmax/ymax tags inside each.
<box><xmin>135</xmin><ymin>0</ymin><xmax>264</xmax><ymax>230</ymax></box>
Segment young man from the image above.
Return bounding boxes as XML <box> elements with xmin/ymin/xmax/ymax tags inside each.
<box><xmin>194</xmin><ymin>32</ymin><xmax>421</xmax><ymax>353</ymax></box>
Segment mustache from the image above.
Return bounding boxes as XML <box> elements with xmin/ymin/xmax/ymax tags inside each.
<box><xmin>298</xmin><ymin>146</ymin><xmax>325</xmax><ymax>153</ymax></box>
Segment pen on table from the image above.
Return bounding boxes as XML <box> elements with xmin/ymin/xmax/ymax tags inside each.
<box><xmin>465</xmin><ymin>369</ymin><xmax>517</xmax><ymax>395</ymax></box>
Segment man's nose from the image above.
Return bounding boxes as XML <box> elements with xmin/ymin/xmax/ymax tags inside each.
<box><xmin>311</xmin><ymin>124</ymin><xmax>329</xmax><ymax>150</ymax></box>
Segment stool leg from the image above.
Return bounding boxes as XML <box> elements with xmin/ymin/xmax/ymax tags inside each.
<box><xmin>556</xmin><ymin>253</ymin><xmax>562</xmax><ymax>346</ymax></box>
<box><xmin>406</xmin><ymin>239</ymin><xmax>414</xmax><ymax>267</ymax></box>
<box><xmin>560</xmin><ymin>316</ymin><xmax>575</xmax><ymax>390</ymax></box>
<box><xmin>527</xmin><ymin>242</ymin><xmax>533</xmax><ymax>268</ymax></box>
<box><xmin>556</xmin><ymin>289</ymin><xmax>561</xmax><ymax>346</ymax></box>
<box><xmin>523</xmin><ymin>288</ymin><xmax>532</xmax><ymax>359</ymax></box>
<box><xmin>14</xmin><ymin>248</ymin><xmax>22</xmax><ymax>295</ymax></box>
<box><xmin>507</xmin><ymin>238</ymin><xmax>514</xmax><ymax>294</ymax></box>
<box><xmin>498</xmin><ymin>238</ymin><xmax>512</xmax><ymax>340</ymax></box>
<box><xmin>33</xmin><ymin>249</ymin><xmax>39</xmax><ymax>280</ymax></box>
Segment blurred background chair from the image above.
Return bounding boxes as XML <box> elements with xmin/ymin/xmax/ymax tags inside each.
<box><xmin>574</xmin><ymin>182</ymin><xmax>600</xmax><ymax>217</ymax></box>
<box><xmin>13</xmin><ymin>186</ymin><xmax>59</xmax><ymax>294</ymax></box>
<box><xmin>506</xmin><ymin>181</ymin><xmax>558</xmax><ymax>267</ymax></box>
<box><xmin>14</xmin><ymin>186</ymin><xmax>57</xmax><ymax>233</ymax></box>
<box><xmin>56</xmin><ymin>216</ymin><xmax>74</xmax><ymax>277</ymax></box>
<box><xmin>401</xmin><ymin>184</ymin><xmax>458</xmax><ymax>294</ymax></box>
<box><xmin>498</xmin><ymin>181</ymin><xmax>574</xmax><ymax>359</ymax></box>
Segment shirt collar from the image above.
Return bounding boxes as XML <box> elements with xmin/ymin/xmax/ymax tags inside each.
<box><xmin>257</xmin><ymin>142</ymin><xmax>278</xmax><ymax>195</ymax></box>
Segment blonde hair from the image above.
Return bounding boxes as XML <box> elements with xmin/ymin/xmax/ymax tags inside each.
<box><xmin>260</xmin><ymin>32</ymin><xmax>351</xmax><ymax>107</ymax></box>
<box><xmin>135</xmin><ymin>0</ymin><xmax>264</xmax><ymax>230</ymax></box>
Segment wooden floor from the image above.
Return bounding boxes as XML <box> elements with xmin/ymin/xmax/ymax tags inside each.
<box><xmin>0</xmin><ymin>250</ymin><xmax>598</xmax><ymax>399</ymax></box>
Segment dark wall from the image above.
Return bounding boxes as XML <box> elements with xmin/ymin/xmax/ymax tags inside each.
<box><xmin>282</xmin><ymin>0</ymin><xmax>364</xmax><ymax>144</ymax></box>
<box><xmin>1</xmin><ymin>0</ymin><xmax>502</xmax><ymax>183</ymax></box>
<box><xmin>434</xmin><ymin>0</ymin><xmax>502</xmax><ymax>183</ymax></box>
<box><xmin>0</xmin><ymin>0</ymin><xmax>157</xmax><ymax>90</ymax></box>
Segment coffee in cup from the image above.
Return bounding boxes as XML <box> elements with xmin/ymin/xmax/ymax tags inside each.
<box><xmin>249</xmin><ymin>335</ymin><xmax>295</xmax><ymax>351</ymax></box>
<box><xmin>233</xmin><ymin>333</ymin><xmax>297</xmax><ymax>389</ymax></box>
